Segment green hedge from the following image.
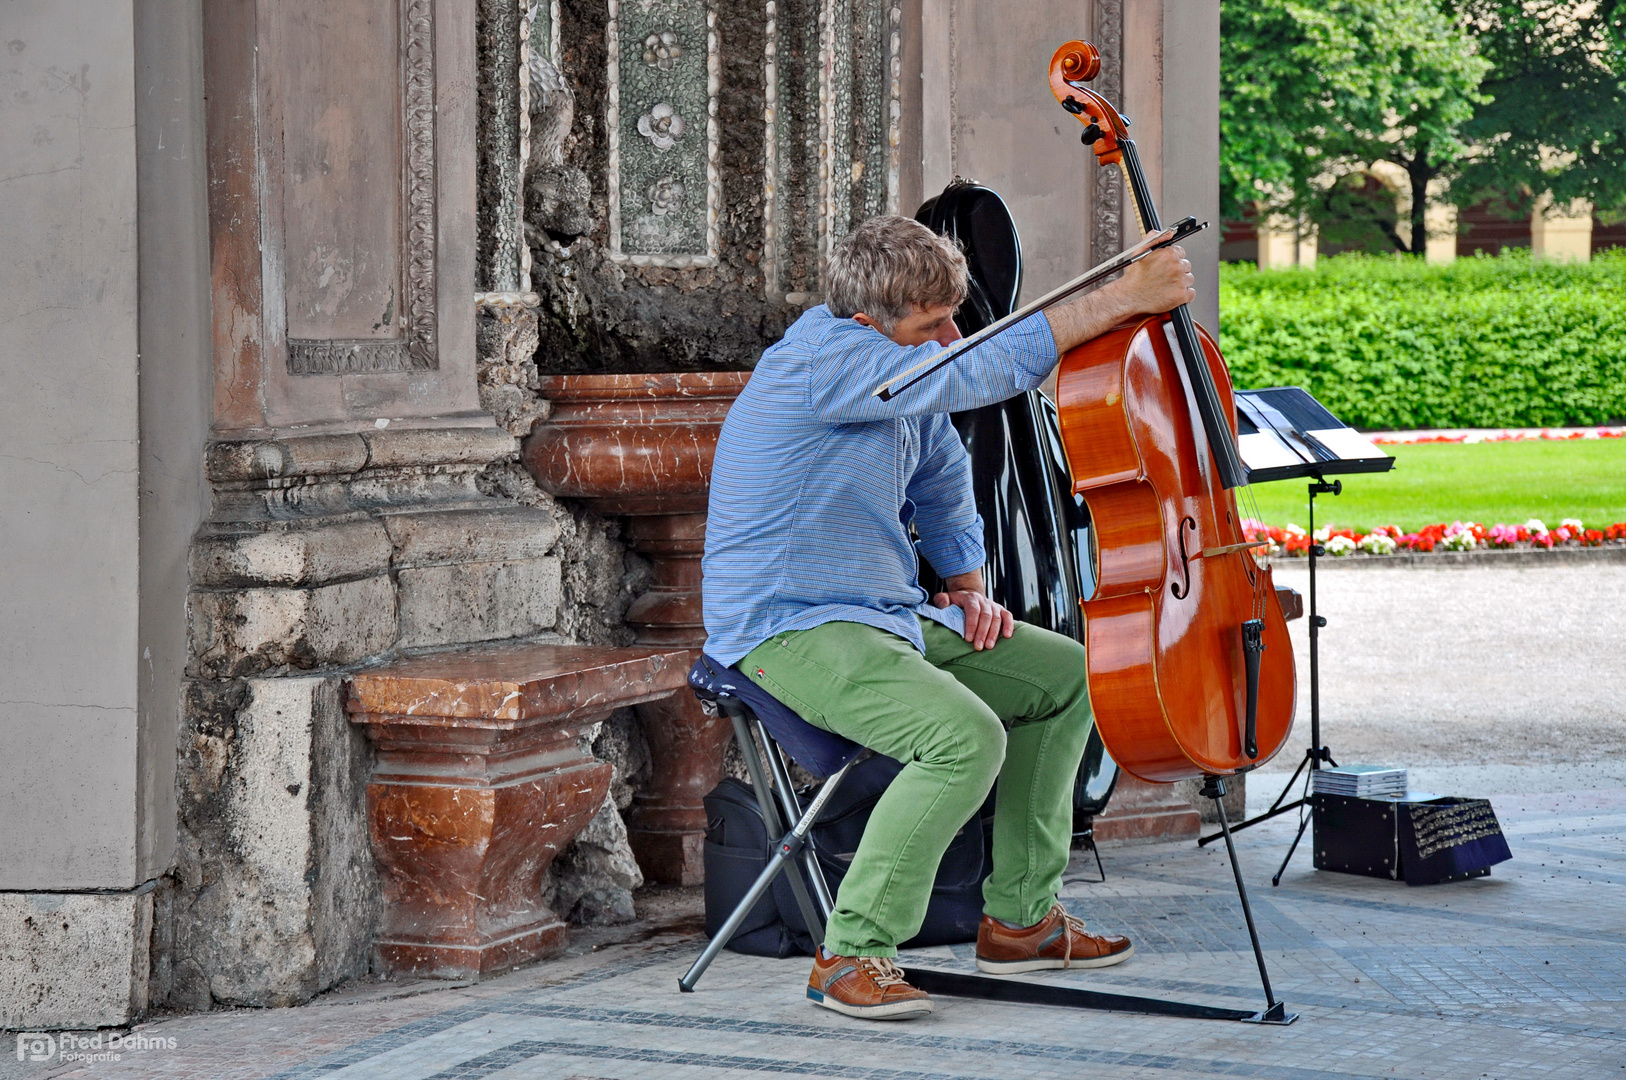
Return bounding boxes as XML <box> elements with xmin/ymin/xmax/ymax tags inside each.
<box><xmin>1217</xmin><ymin>251</ymin><xmax>1626</xmax><ymax>430</ymax></box>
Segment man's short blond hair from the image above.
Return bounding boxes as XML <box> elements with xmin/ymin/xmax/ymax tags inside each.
<box><xmin>825</xmin><ymin>215</ymin><xmax>968</xmax><ymax>333</ymax></box>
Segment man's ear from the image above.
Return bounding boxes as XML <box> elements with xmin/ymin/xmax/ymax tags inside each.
<box><xmin>851</xmin><ymin>312</ymin><xmax>879</xmax><ymax>330</ymax></box>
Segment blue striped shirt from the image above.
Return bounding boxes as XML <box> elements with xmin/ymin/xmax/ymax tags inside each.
<box><xmin>702</xmin><ymin>304</ymin><xmax>1060</xmax><ymax>666</ymax></box>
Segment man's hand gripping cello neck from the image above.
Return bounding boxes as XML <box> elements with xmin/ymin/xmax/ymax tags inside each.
<box><xmin>852</xmin><ymin>227</ymin><xmax>1195</xmax><ymax>653</ymax></box>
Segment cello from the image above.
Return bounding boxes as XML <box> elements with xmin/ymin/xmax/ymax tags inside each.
<box><xmin>877</xmin><ymin>40</ymin><xmax>1298</xmax><ymax>1024</ymax></box>
<box><xmin>1046</xmin><ymin>39</ymin><xmax>1296</xmax><ymax>783</ymax></box>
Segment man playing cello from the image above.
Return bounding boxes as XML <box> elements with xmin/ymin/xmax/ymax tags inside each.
<box><xmin>702</xmin><ymin>215</ymin><xmax>1194</xmax><ymax>1020</ymax></box>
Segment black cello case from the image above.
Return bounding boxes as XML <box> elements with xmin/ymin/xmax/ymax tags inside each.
<box><xmin>915</xmin><ymin>180</ymin><xmax>1119</xmax><ymax>838</ymax></box>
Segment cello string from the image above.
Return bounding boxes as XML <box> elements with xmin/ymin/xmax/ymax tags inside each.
<box><xmin>1239</xmin><ymin>482</ymin><xmax>1269</xmax><ymax>621</ymax></box>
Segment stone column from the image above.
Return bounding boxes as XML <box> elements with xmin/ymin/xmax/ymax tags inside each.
<box><xmin>524</xmin><ymin>372</ymin><xmax>747</xmax><ymax>884</ymax></box>
<box><xmin>149</xmin><ymin>0</ymin><xmax>585</xmax><ymax>1013</ymax></box>
<box><xmin>1533</xmin><ymin>195</ymin><xmax>1595</xmax><ymax>263</ymax></box>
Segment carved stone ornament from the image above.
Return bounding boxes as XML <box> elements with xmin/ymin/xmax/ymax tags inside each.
<box><xmin>606</xmin><ymin>0</ymin><xmax>721</xmax><ymax>268</ymax></box>
<box><xmin>288</xmin><ymin>0</ymin><xmax>438</xmax><ymax>374</ymax></box>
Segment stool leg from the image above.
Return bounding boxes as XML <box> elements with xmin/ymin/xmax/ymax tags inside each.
<box><xmin>725</xmin><ymin>706</ymin><xmax>826</xmax><ymax>943</ymax></box>
<box><xmin>680</xmin><ymin>837</ymin><xmax>799</xmax><ymax>992</ymax></box>
<box><xmin>679</xmin><ymin>755</ymin><xmax>859</xmax><ymax>993</ymax></box>
<box><xmin>757</xmin><ymin>718</ymin><xmax>838</xmax><ymax>924</ymax></box>
<box><xmin>729</xmin><ymin>708</ymin><xmax>786</xmax><ymax>835</ymax></box>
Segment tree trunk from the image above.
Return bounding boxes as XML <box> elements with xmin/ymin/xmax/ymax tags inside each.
<box><xmin>1405</xmin><ymin>144</ymin><xmax>1433</xmax><ymax>257</ymax></box>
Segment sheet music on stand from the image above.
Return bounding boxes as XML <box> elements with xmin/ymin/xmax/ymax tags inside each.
<box><xmin>1235</xmin><ymin>387</ymin><xmax>1395</xmax><ymax>482</ymax></box>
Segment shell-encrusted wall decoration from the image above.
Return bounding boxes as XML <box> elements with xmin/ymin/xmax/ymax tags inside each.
<box><xmin>637</xmin><ymin>103</ymin><xmax>686</xmax><ymax>151</ymax></box>
<box><xmin>607</xmin><ymin>0</ymin><xmax>720</xmax><ymax>268</ymax></box>
<box><xmin>649</xmin><ymin>177</ymin><xmax>686</xmax><ymax>215</ymax></box>
<box><xmin>763</xmin><ymin>0</ymin><xmax>901</xmax><ymax>301</ymax></box>
<box><xmin>644</xmin><ymin>30</ymin><xmax>683</xmax><ymax>69</ymax></box>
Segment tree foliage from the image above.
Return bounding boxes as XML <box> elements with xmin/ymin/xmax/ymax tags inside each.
<box><xmin>1221</xmin><ymin>0</ymin><xmax>1488</xmax><ymax>256</ymax></box>
<box><xmin>1219</xmin><ymin>1</ymin><xmax>1626</xmax><ymax>250</ymax></box>
<box><xmin>1452</xmin><ymin>0</ymin><xmax>1626</xmax><ymax>218</ymax></box>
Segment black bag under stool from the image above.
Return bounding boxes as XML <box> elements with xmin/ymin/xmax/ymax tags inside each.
<box><xmin>703</xmin><ymin>755</ymin><xmax>992</xmax><ymax>958</ymax></box>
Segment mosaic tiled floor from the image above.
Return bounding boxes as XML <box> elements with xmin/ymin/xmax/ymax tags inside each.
<box><xmin>15</xmin><ymin>786</ymin><xmax>1625</xmax><ymax>1080</ymax></box>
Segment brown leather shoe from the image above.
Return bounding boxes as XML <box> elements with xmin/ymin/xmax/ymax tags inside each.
<box><xmin>975</xmin><ymin>903</ymin><xmax>1134</xmax><ymax>973</ymax></box>
<box><xmin>807</xmin><ymin>951</ymin><xmax>935</xmax><ymax>1020</ymax></box>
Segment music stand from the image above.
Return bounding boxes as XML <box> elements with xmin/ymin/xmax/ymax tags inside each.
<box><xmin>1196</xmin><ymin>388</ymin><xmax>1395</xmax><ymax>885</ymax></box>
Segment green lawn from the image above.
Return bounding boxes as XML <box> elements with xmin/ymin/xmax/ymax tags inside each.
<box><xmin>1240</xmin><ymin>438</ymin><xmax>1626</xmax><ymax>532</ymax></box>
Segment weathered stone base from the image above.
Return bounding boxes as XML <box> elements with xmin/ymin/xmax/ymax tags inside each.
<box><xmin>0</xmin><ymin>888</ymin><xmax>153</xmax><ymax>1029</ymax></box>
<box><xmin>625</xmin><ymin>823</ymin><xmax>708</xmax><ymax>888</ymax></box>
<box><xmin>152</xmin><ymin>676</ymin><xmax>378</xmax><ymax>1010</ymax></box>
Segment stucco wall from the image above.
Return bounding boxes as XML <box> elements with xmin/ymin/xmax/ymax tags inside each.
<box><xmin>0</xmin><ymin>0</ymin><xmax>144</xmax><ymax>890</ymax></box>
<box><xmin>919</xmin><ymin>0</ymin><xmax>1220</xmax><ymax>329</ymax></box>
<box><xmin>135</xmin><ymin>0</ymin><xmax>212</xmax><ymax>890</ymax></box>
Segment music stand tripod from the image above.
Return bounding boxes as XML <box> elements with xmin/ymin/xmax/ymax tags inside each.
<box><xmin>1198</xmin><ymin>476</ymin><xmax>1341</xmax><ymax>886</ymax></box>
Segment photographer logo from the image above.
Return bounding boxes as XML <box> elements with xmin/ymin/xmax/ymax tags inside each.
<box><xmin>16</xmin><ymin>1033</ymin><xmax>55</xmax><ymax>1061</ymax></box>
<box><xmin>16</xmin><ymin>1031</ymin><xmax>176</xmax><ymax>1063</ymax></box>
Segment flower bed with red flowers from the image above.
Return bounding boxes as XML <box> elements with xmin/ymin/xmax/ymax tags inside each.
<box><xmin>1372</xmin><ymin>429</ymin><xmax>1626</xmax><ymax>446</ymax></box>
<box><xmin>1241</xmin><ymin>517</ymin><xmax>1626</xmax><ymax>558</ymax></box>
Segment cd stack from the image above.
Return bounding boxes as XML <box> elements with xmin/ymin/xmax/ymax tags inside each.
<box><xmin>1311</xmin><ymin>764</ymin><xmax>1407</xmax><ymax>799</ymax></box>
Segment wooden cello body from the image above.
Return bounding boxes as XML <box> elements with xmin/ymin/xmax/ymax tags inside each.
<box><xmin>1049</xmin><ymin>41</ymin><xmax>1297</xmax><ymax>782</ymax></box>
<box><xmin>1057</xmin><ymin>318</ymin><xmax>1295</xmax><ymax>781</ymax></box>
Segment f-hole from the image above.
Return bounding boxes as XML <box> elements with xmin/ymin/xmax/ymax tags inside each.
<box><xmin>1171</xmin><ymin>516</ymin><xmax>1198</xmax><ymax>599</ymax></box>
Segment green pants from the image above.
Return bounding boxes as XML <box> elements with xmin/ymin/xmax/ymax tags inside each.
<box><xmin>741</xmin><ymin>617</ymin><xmax>1093</xmax><ymax>957</ymax></box>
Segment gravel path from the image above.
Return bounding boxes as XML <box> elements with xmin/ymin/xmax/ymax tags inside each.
<box><xmin>1258</xmin><ymin>563</ymin><xmax>1626</xmax><ymax>786</ymax></box>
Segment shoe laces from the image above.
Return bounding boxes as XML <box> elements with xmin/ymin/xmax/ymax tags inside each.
<box><xmin>1053</xmin><ymin>905</ymin><xmax>1089</xmax><ymax>970</ymax></box>
<box><xmin>858</xmin><ymin>955</ymin><xmax>910</xmax><ymax>988</ymax></box>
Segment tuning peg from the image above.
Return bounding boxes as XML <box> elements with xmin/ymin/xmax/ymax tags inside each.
<box><xmin>1080</xmin><ymin>123</ymin><xmax>1104</xmax><ymax>146</ymax></box>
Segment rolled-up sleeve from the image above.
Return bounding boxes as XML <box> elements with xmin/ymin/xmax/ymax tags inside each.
<box><xmin>807</xmin><ymin>311</ymin><xmax>1058</xmax><ymax>424</ymax></box>
<box><xmin>907</xmin><ymin>414</ymin><xmax>985</xmax><ymax>578</ymax></box>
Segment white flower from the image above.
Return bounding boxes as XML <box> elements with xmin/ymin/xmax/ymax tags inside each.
<box><xmin>1312</xmin><ymin>526</ymin><xmax>1330</xmax><ymax>542</ymax></box>
<box><xmin>1441</xmin><ymin>530</ymin><xmax>1478</xmax><ymax>551</ymax></box>
<box><xmin>1324</xmin><ymin>535</ymin><xmax>1356</xmax><ymax>556</ymax></box>
<box><xmin>643</xmin><ymin>30</ymin><xmax>683</xmax><ymax>69</ymax></box>
<box><xmin>1561</xmin><ymin>517</ymin><xmax>1585</xmax><ymax>531</ymax></box>
<box><xmin>1358</xmin><ymin>532</ymin><xmax>1397</xmax><ymax>555</ymax></box>
<box><xmin>1523</xmin><ymin>518</ymin><xmax>1549</xmax><ymax>535</ymax></box>
<box><xmin>637</xmin><ymin>102</ymin><xmax>686</xmax><ymax>151</ymax></box>
<box><xmin>1284</xmin><ymin>523</ymin><xmax>1306</xmax><ymax>537</ymax></box>
<box><xmin>647</xmin><ymin>176</ymin><xmax>685</xmax><ymax>215</ymax></box>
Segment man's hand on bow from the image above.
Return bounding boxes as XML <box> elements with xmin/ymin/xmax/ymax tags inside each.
<box><xmin>932</xmin><ymin>569</ymin><xmax>1014</xmax><ymax>651</ymax></box>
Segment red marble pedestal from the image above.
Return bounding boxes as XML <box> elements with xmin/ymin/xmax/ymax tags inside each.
<box><xmin>523</xmin><ymin>372</ymin><xmax>748</xmax><ymax>885</ymax></box>
<box><xmin>346</xmin><ymin>643</ymin><xmax>689</xmax><ymax>978</ymax></box>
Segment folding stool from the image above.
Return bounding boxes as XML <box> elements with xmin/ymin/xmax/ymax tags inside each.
<box><xmin>678</xmin><ymin>654</ymin><xmax>865</xmax><ymax>992</ymax></box>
